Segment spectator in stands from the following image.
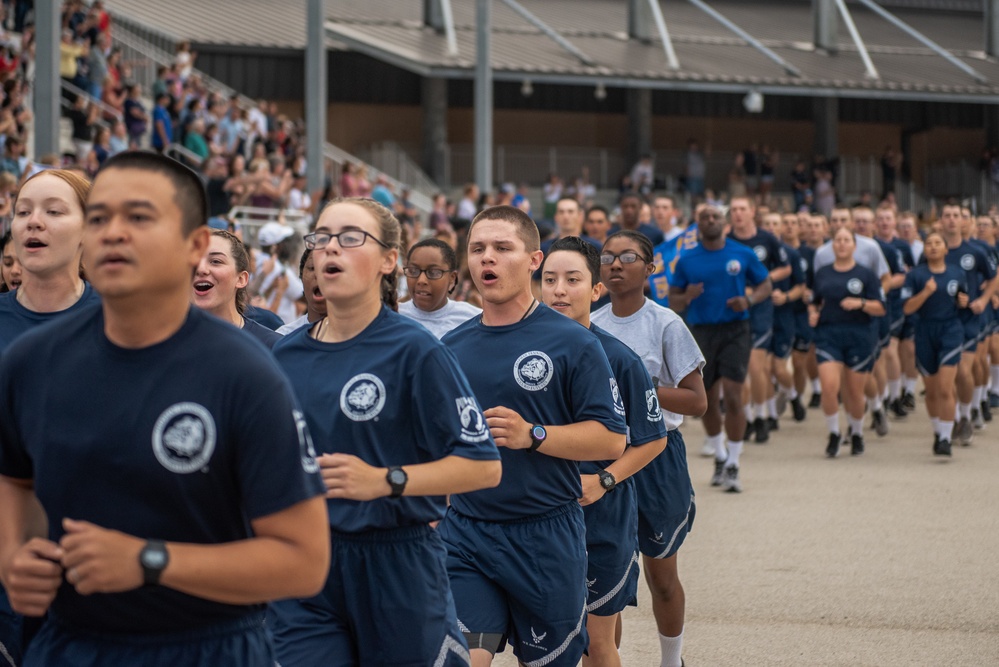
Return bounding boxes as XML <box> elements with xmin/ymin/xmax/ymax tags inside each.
<box><xmin>151</xmin><ymin>64</ymin><xmax>170</xmax><ymax>99</ymax></box>
<box><xmin>759</xmin><ymin>145</ymin><xmax>777</xmax><ymax>204</ymax></box>
<box><xmin>123</xmin><ymin>83</ymin><xmax>147</xmax><ymax>147</ymax></box>
<box><xmin>108</xmin><ymin>118</ymin><xmax>128</xmax><ymax>155</ymax></box>
<box><xmin>287</xmin><ymin>172</ymin><xmax>313</xmax><ymax>215</ymax></box>
<box><xmin>87</xmin><ymin>126</ymin><xmax>111</xmax><ymax>171</ymax></box>
<box><xmin>814</xmin><ymin>167</ymin><xmax>836</xmax><ymax>216</ymax></box>
<box><xmin>881</xmin><ymin>146</ymin><xmax>902</xmax><ymax>199</ymax></box>
<box><xmin>174</xmin><ymin>39</ymin><xmax>196</xmax><ymax>81</ymax></box>
<box><xmin>183</xmin><ymin>117</ymin><xmax>209</xmax><ymax>167</ymax></box>
<box><xmin>791</xmin><ymin>160</ymin><xmax>811</xmax><ymax>211</ymax></box>
<box><xmin>151</xmin><ymin>91</ymin><xmax>173</xmax><ymax>152</ymax></box>
<box><xmin>685</xmin><ymin>139</ymin><xmax>706</xmax><ymax>197</ymax></box>
<box><xmin>457</xmin><ymin>182</ymin><xmax>478</xmax><ymax>221</ymax></box>
<box><xmin>542</xmin><ymin>172</ymin><xmax>563</xmax><ymax>219</ymax></box>
<box><xmin>67</xmin><ymin>94</ymin><xmax>98</xmax><ymax>163</ymax></box>
<box><xmin>371</xmin><ymin>174</ymin><xmax>396</xmax><ymax>209</ymax></box>
<box><xmin>85</xmin><ymin>31</ymin><xmax>108</xmax><ymax>100</ymax></box>
<box><xmin>99</xmin><ymin>73</ymin><xmax>124</xmax><ymax>122</ymax></box>
<box><xmin>58</xmin><ymin>28</ymin><xmax>87</xmax><ymax>84</ymax></box>
<box><xmin>354</xmin><ymin>164</ymin><xmax>372</xmax><ymax>198</ymax></box>
<box><xmin>630</xmin><ymin>154</ymin><xmax>654</xmax><ymax>196</ymax></box>
<box><xmin>729</xmin><ymin>152</ymin><xmax>747</xmax><ymax>199</ymax></box>
<box><xmin>0</xmin><ymin>136</ymin><xmax>23</xmax><ymax>179</ymax></box>
<box><xmin>511</xmin><ymin>182</ymin><xmax>531</xmax><ymax>215</ymax></box>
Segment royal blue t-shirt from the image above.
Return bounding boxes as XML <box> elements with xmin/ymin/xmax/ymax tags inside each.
<box><xmin>730</xmin><ymin>228</ymin><xmax>788</xmax><ymax>324</ymax></box>
<box><xmin>273</xmin><ymin>307</ymin><xmax>500</xmax><ymax>533</ymax></box>
<box><xmin>582</xmin><ymin>324</ymin><xmax>667</xmax><ymax>475</ymax></box>
<box><xmin>443</xmin><ymin>304</ymin><xmax>627</xmax><ymax>521</ymax></box>
<box><xmin>648</xmin><ymin>228</ymin><xmax>691</xmax><ymax>307</ymax></box>
<box><xmin>0</xmin><ymin>284</ymin><xmax>101</xmax><ymax>355</ymax></box>
<box><xmin>901</xmin><ymin>264</ymin><xmax>967</xmax><ymax>322</ymax></box>
<box><xmin>812</xmin><ymin>264</ymin><xmax>884</xmax><ymax>326</ymax></box>
<box><xmin>0</xmin><ymin>306</ymin><xmax>324</xmax><ymax>634</ymax></box>
<box><xmin>670</xmin><ymin>239</ymin><xmax>770</xmax><ymax>326</ymax></box>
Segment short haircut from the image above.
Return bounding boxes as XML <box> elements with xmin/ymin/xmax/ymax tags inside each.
<box><xmin>543</xmin><ymin>236</ymin><xmax>601</xmax><ymax>286</ymax></box>
<box><xmin>408</xmin><ymin>238</ymin><xmax>458</xmax><ymax>271</ymax></box>
<box><xmin>586</xmin><ymin>205</ymin><xmax>609</xmax><ymax>219</ymax></box>
<box><xmin>555</xmin><ymin>195</ymin><xmax>580</xmax><ymax>210</ymax></box>
<box><xmin>604</xmin><ymin>229</ymin><xmax>653</xmax><ymax>263</ymax></box>
<box><xmin>470</xmin><ymin>205</ymin><xmax>541</xmax><ymax>252</ymax></box>
<box><xmin>619</xmin><ymin>192</ymin><xmax>643</xmax><ymax>205</ymax></box>
<box><xmin>654</xmin><ymin>194</ymin><xmax>678</xmax><ymax>208</ymax></box>
<box><xmin>96</xmin><ymin>151</ymin><xmax>208</xmax><ymax>234</ymax></box>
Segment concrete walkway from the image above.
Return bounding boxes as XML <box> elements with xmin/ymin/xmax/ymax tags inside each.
<box><xmin>497</xmin><ymin>402</ymin><xmax>999</xmax><ymax>665</ymax></box>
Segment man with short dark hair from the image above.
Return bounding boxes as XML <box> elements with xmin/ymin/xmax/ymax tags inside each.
<box><xmin>614</xmin><ymin>193</ymin><xmax>664</xmax><ymax>246</ymax></box>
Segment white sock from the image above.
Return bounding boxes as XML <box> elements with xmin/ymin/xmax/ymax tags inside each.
<box><xmin>881</xmin><ymin>386</ymin><xmax>889</xmax><ymax>402</ymax></box>
<box><xmin>825</xmin><ymin>413</ymin><xmax>840</xmax><ymax>435</ymax></box>
<box><xmin>812</xmin><ymin>378</ymin><xmax>821</xmax><ymax>393</ymax></box>
<box><xmin>888</xmin><ymin>379</ymin><xmax>901</xmax><ymax>401</ymax></box>
<box><xmin>710</xmin><ymin>434</ymin><xmax>726</xmax><ymax>462</ymax></box>
<box><xmin>725</xmin><ymin>440</ymin><xmax>743</xmax><ymax>467</ymax></box>
<box><xmin>867</xmin><ymin>398</ymin><xmax>881</xmax><ymax>413</ymax></box>
<box><xmin>659</xmin><ymin>630</ymin><xmax>683</xmax><ymax>667</ymax></box>
<box><xmin>973</xmin><ymin>386</ymin><xmax>984</xmax><ymax>406</ymax></box>
<box><xmin>767</xmin><ymin>397</ymin><xmax>778</xmax><ymax>418</ymax></box>
<box><xmin>786</xmin><ymin>385</ymin><xmax>798</xmax><ymax>400</ymax></box>
<box><xmin>991</xmin><ymin>366</ymin><xmax>999</xmax><ymax>392</ymax></box>
<box><xmin>904</xmin><ymin>375</ymin><xmax>918</xmax><ymax>394</ymax></box>
<box><xmin>848</xmin><ymin>415</ymin><xmax>863</xmax><ymax>435</ymax></box>
<box><xmin>959</xmin><ymin>402</ymin><xmax>972</xmax><ymax>420</ymax></box>
<box><xmin>939</xmin><ymin>420</ymin><xmax>954</xmax><ymax>440</ymax></box>
<box><xmin>744</xmin><ymin>404</ymin><xmax>754</xmax><ymax>422</ymax></box>
<box><xmin>754</xmin><ymin>402</ymin><xmax>767</xmax><ymax>419</ymax></box>
<box><xmin>931</xmin><ymin>417</ymin><xmax>940</xmax><ymax>433</ymax></box>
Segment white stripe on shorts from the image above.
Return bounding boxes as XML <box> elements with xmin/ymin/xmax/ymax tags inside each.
<box><xmin>586</xmin><ymin>551</ymin><xmax>639</xmax><ymax>613</ymax></box>
<box><xmin>654</xmin><ymin>498</ymin><xmax>694</xmax><ymax>559</ymax></box>
<box><xmin>521</xmin><ymin>604</ymin><xmax>587</xmax><ymax>667</ymax></box>
<box><xmin>434</xmin><ymin>634</ymin><xmax>472</xmax><ymax>667</ymax></box>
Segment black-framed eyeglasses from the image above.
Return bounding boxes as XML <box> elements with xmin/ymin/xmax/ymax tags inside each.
<box><xmin>600</xmin><ymin>251</ymin><xmax>643</xmax><ymax>265</ymax></box>
<box><xmin>303</xmin><ymin>230</ymin><xmax>390</xmax><ymax>250</ymax></box>
<box><xmin>403</xmin><ymin>266</ymin><xmax>448</xmax><ymax>280</ymax></box>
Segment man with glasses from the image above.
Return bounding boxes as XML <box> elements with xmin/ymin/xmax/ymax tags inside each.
<box><xmin>669</xmin><ymin>205</ymin><xmax>772</xmax><ymax>493</ymax></box>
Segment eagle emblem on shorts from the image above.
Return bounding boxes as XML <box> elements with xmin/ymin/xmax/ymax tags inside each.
<box><xmin>514</xmin><ymin>351</ymin><xmax>554</xmax><ymax>391</ymax></box>
<box><xmin>152</xmin><ymin>402</ymin><xmax>217</xmax><ymax>474</ymax></box>
<box><xmin>847</xmin><ymin>278</ymin><xmax>863</xmax><ymax>295</ymax></box>
<box><xmin>726</xmin><ymin>259</ymin><xmax>742</xmax><ymax>276</ymax></box>
<box><xmin>340</xmin><ymin>373</ymin><xmax>386</xmax><ymax>421</ymax></box>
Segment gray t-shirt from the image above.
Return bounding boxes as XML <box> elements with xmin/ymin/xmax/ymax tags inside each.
<box><xmin>813</xmin><ymin>235</ymin><xmax>890</xmax><ymax>278</ymax></box>
<box><xmin>398</xmin><ymin>299</ymin><xmax>481</xmax><ymax>339</ymax></box>
<box><xmin>591</xmin><ymin>299</ymin><xmax>705</xmax><ymax>431</ymax></box>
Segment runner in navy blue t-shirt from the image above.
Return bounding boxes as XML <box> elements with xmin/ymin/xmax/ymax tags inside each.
<box><xmin>441</xmin><ymin>206</ymin><xmax>626</xmax><ymax>667</ymax></box>
<box><xmin>901</xmin><ymin>232</ymin><xmax>968</xmax><ymax>456</ymax></box>
<box><xmin>809</xmin><ymin>228</ymin><xmax>886</xmax><ymax>458</ymax></box>
<box><xmin>975</xmin><ymin>215</ymin><xmax>999</xmax><ymax>413</ymax></box>
<box><xmin>0</xmin><ymin>152</ymin><xmax>330</xmax><ymax>667</ymax></box>
<box><xmin>269</xmin><ymin>199</ymin><xmax>501</xmax><ymax>667</ymax></box>
<box><xmin>192</xmin><ymin>229</ymin><xmax>281</xmax><ymax>349</ymax></box>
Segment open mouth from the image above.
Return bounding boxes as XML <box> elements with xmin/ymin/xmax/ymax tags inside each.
<box><xmin>23</xmin><ymin>238</ymin><xmax>47</xmax><ymax>250</ymax></box>
<box><xmin>480</xmin><ymin>270</ymin><xmax>499</xmax><ymax>285</ymax></box>
<box><xmin>193</xmin><ymin>281</ymin><xmax>214</xmax><ymax>296</ymax></box>
<box><xmin>311</xmin><ymin>285</ymin><xmax>323</xmax><ymax>299</ymax></box>
<box><xmin>323</xmin><ymin>263</ymin><xmax>343</xmax><ymax>276</ymax></box>
<box><xmin>99</xmin><ymin>253</ymin><xmax>129</xmax><ymax>267</ymax></box>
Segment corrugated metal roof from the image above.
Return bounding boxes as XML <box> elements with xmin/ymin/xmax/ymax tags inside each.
<box><xmin>104</xmin><ymin>0</ymin><xmax>999</xmax><ymax>99</ymax></box>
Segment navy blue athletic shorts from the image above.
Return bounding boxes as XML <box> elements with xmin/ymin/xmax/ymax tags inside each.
<box><xmin>791</xmin><ymin>310</ymin><xmax>813</xmax><ymax>352</ymax></box>
<box><xmin>771</xmin><ymin>307</ymin><xmax>795</xmax><ymax>360</ymax></box>
<box><xmin>635</xmin><ymin>430</ymin><xmax>695</xmax><ymax>559</ymax></box>
<box><xmin>582</xmin><ymin>479</ymin><xmax>639</xmax><ymax>617</ymax></box>
<box><xmin>877</xmin><ymin>313</ymin><xmax>891</xmax><ymax>350</ymax></box>
<box><xmin>899</xmin><ymin>313</ymin><xmax>916</xmax><ymax>340</ymax></box>
<box><xmin>915</xmin><ymin>319</ymin><xmax>964</xmax><ymax>376</ymax></box>
<box><xmin>750</xmin><ymin>310</ymin><xmax>773</xmax><ymax>351</ymax></box>
<box><xmin>440</xmin><ymin>503</ymin><xmax>588</xmax><ymax>667</ymax></box>
<box><xmin>24</xmin><ymin>613</ymin><xmax>273</xmax><ymax>667</ymax></box>
<box><xmin>815</xmin><ymin>323</ymin><xmax>877</xmax><ymax>373</ymax></box>
<box><xmin>269</xmin><ymin>524</ymin><xmax>469</xmax><ymax>667</ymax></box>
<box><xmin>888</xmin><ymin>302</ymin><xmax>906</xmax><ymax>340</ymax></box>
<box><xmin>959</xmin><ymin>311</ymin><xmax>981</xmax><ymax>352</ymax></box>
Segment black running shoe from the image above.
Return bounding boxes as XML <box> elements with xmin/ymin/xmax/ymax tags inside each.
<box><xmin>851</xmin><ymin>433</ymin><xmax>865</xmax><ymax>456</ymax></box>
<box><xmin>767</xmin><ymin>416</ymin><xmax>779</xmax><ymax>433</ymax></box>
<box><xmin>753</xmin><ymin>417</ymin><xmax>769</xmax><ymax>443</ymax></box>
<box><xmin>791</xmin><ymin>396</ymin><xmax>806</xmax><ymax>422</ymax></box>
<box><xmin>972</xmin><ymin>407</ymin><xmax>984</xmax><ymax>431</ymax></box>
<box><xmin>936</xmin><ymin>438</ymin><xmax>952</xmax><ymax>457</ymax></box>
<box><xmin>871</xmin><ymin>409</ymin><xmax>889</xmax><ymax>437</ymax></box>
<box><xmin>808</xmin><ymin>392</ymin><xmax>822</xmax><ymax>408</ymax></box>
<box><xmin>743</xmin><ymin>419</ymin><xmax>755</xmax><ymax>441</ymax></box>
<box><xmin>990</xmin><ymin>392</ymin><xmax>999</xmax><ymax>409</ymax></box>
<box><xmin>889</xmin><ymin>398</ymin><xmax>908</xmax><ymax>419</ymax></box>
<box><xmin>981</xmin><ymin>400</ymin><xmax>993</xmax><ymax>423</ymax></box>
<box><xmin>826</xmin><ymin>432</ymin><xmax>840</xmax><ymax>458</ymax></box>
<box><xmin>902</xmin><ymin>391</ymin><xmax>916</xmax><ymax>410</ymax></box>
<box><xmin>710</xmin><ymin>459</ymin><xmax>725</xmax><ymax>487</ymax></box>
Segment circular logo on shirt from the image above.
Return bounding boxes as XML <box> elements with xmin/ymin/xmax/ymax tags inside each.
<box><xmin>847</xmin><ymin>278</ymin><xmax>863</xmax><ymax>295</ymax></box>
<box><xmin>456</xmin><ymin>397</ymin><xmax>490</xmax><ymax>443</ymax></box>
<box><xmin>799</xmin><ymin>258</ymin><xmax>808</xmax><ymax>273</ymax></box>
<box><xmin>645</xmin><ymin>389</ymin><xmax>664</xmax><ymax>423</ymax></box>
<box><xmin>340</xmin><ymin>373</ymin><xmax>386</xmax><ymax>421</ymax></box>
<box><xmin>754</xmin><ymin>245</ymin><xmax>768</xmax><ymax>262</ymax></box>
<box><xmin>514</xmin><ymin>351</ymin><xmax>554</xmax><ymax>391</ymax></box>
<box><xmin>726</xmin><ymin>259</ymin><xmax>742</xmax><ymax>276</ymax></box>
<box><xmin>610</xmin><ymin>378</ymin><xmax>626</xmax><ymax>416</ymax></box>
<box><xmin>294</xmin><ymin>409</ymin><xmax>319</xmax><ymax>473</ymax></box>
<box><xmin>960</xmin><ymin>254</ymin><xmax>975</xmax><ymax>271</ymax></box>
<box><xmin>947</xmin><ymin>280</ymin><xmax>959</xmax><ymax>296</ymax></box>
<box><xmin>151</xmin><ymin>402</ymin><xmax>217</xmax><ymax>474</ymax></box>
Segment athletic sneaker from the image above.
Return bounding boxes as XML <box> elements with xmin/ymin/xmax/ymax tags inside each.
<box><xmin>934</xmin><ymin>437</ymin><xmax>952</xmax><ymax>457</ymax></box>
<box><xmin>971</xmin><ymin>407</ymin><xmax>984</xmax><ymax>431</ymax></box>
<box><xmin>957</xmin><ymin>417</ymin><xmax>973</xmax><ymax>446</ymax></box>
<box><xmin>850</xmin><ymin>433</ymin><xmax>864</xmax><ymax>456</ymax></box>
<box><xmin>791</xmin><ymin>396</ymin><xmax>806</xmax><ymax>422</ymax></box>
<box><xmin>981</xmin><ymin>400</ymin><xmax>993</xmax><ymax>423</ymax></box>
<box><xmin>902</xmin><ymin>390</ymin><xmax>916</xmax><ymax>410</ymax></box>
<box><xmin>743</xmin><ymin>419</ymin><xmax>755</xmax><ymax>442</ymax></box>
<box><xmin>710</xmin><ymin>459</ymin><xmax>726</xmax><ymax>486</ymax></box>
<box><xmin>775</xmin><ymin>391</ymin><xmax>789</xmax><ymax>418</ymax></box>
<box><xmin>700</xmin><ymin>439</ymin><xmax>716</xmax><ymax>457</ymax></box>
<box><xmin>990</xmin><ymin>392</ymin><xmax>999</xmax><ymax>409</ymax></box>
<box><xmin>888</xmin><ymin>398</ymin><xmax>908</xmax><ymax>419</ymax></box>
<box><xmin>753</xmin><ymin>417</ymin><xmax>769</xmax><ymax>444</ymax></box>
<box><xmin>825</xmin><ymin>432</ymin><xmax>840</xmax><ymax>458</ymax></box>
<box><xmin>723</xmin><ymin>465</ymin><xmax>742</xmax><ymax>493</ymax></box>
<box><xmin>767</xmin><ymin>416</ymin><xmax>779</xmax><ymax>433</ymax></box>
<box><xmin>808</xmin><ymin>392</ymin><xmax>822</xmax><ymax>408</ymax></box>
<box><xmin>870</xmin><ymin>409</ymin><xmax>889</xmax><ymax>437</ymax></box>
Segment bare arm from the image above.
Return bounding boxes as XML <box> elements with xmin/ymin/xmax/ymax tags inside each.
<box><xmin>580</xmin><ymin>437</ymin><xmax>667</xmax><ymax>506</ymax></box>
<box><xmin>484</xmin><ymin>407</ymin><xmax>625</xmax><ymax>462</ymax></box>
<box><xmin>0</xmin><ymin>476</ymin><xmax>63</xmax><ymax>617</ymax></box>
<box><xmin>657</xmin><ymin>368</ymin><xmax>707</xmax><ymax>418</ymax></box>
<box><xmin>319</xmin><ymin>453</ymin><xmax>502</xmax><ymax>500</ymax></box>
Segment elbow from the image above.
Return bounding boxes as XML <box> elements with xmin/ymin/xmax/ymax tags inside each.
<box><xmin>479</xmin><ymin>460</ymin><xmax>503</xmax><ymax>490</ymax></box>
<box><xmin>691</xmin><ymin>393</ymin><xmax>708</xmax><ymax>418</ymax></box>
<box><xmin>291</xmin><ymin>536</ymin><xmax>331</xmax><ymax>599</ymax></box>
<box><xmin>604</xmin><ymin>433</ymin><xmax>627</xmax><ymax>461</ymax></box>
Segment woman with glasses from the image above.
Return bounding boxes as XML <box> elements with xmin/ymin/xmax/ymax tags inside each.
<box><xmin>399</xmin><ymin>238</ymin><xmax>481</xmax><ymax>339</ymax></box>
<box><xmin>269</xmin><ymin>198</ymin><xmax>501</xmax><ymax>667</ymax></box>
<box><xmin>592</xmin><ymin>230</ymin><xmax>706</xmax><ymax>667</ymax></box>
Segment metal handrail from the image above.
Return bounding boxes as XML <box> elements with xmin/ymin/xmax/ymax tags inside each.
<box><xmin>164</xmin><ymin>142</ymin><xmax>205</xmax><ymax>166</ymax></box>
<box><xmin>59</xmin><ymin>97</ymin><xmax>111</xmax><ymax>130</ymax></box>
<box><xmin>59</xmin><ymin>79</ymin><xmax>122</xmax><ymax>122</ymax></box>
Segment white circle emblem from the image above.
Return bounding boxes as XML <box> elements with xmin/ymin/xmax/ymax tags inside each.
<box><xmin>514</xmin><ymin>351</ymin><xmax>554</xmax><ymax>391</ymax></box>
<box><xmin>960</xmin><ymin>254</ymin><xmax>975</xmax><ymax>271</ymax></box>
<box><xmin>726</xmin><ymin>259</ymin><xmax>742</xmax><ymax>276</ymax></box>
<box><xmin>847</xmin><ymin>278</ymin><xmax>863</xmax><ymax>295</ymax></box>
<box><xmin>754</xmin><ymin>245</ymin><xmax>768</xmax><ymax>262</ymax></box>
<box><xmin>340</xmin><ymin>373</ymin><xmax>386</xmax><ymax>421</ymax></box>
<box><xmin>947</xmin><ymin>280</ymin><xmax>959</xmax><ymax>297</ymax></box>
<box><xmin>152</xmin><ymin>402</ymin><xmax>217</xmax><ymax>474</ymax></box>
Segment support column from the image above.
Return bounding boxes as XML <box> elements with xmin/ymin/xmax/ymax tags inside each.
<box><xmin>305</xmin><ymin>0</ymin><xmax>327</xmax><ymax>193</ymax></box>
<box><xmin>474</xmin><ymin>0</ymin><xmax>493</xmax><ymax>193</ymax></box>
<box><xmin>628</xmin><ymin>0</ymin><xmax>654</xmax><ymax>41</ymax></box>
<box><xmin>813</xmin><ymin>0</ymin><xmax>837</xmax><ymax>53</ymax></box>
<box><xmin>421</xmin><ymin>77</ymin><xmax>448</xmax><ymax>187</ymax></box>
<box><xmin>987</xmin><ymin>0</ymin><xmax>999</xmax><ymax>58</ymax></box>
<box><xmin>813</xmin><ymin>96</ymin><xmax>839</xmax><ymax>159</ymax></box>
<box><xmin>34</xmin><ymin>0</ymin><xmax>60</xmax><ymax>159</ymax></box>
<box><xmin>627</xmin><ymin>88</ymin><xmax>652</xmax><ymax>170</ymax></box>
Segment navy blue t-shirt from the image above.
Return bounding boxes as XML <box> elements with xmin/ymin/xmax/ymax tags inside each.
<box><xmin>0</xmin><ymin>306</ymin><xmax>324</xmax><ymax>634</ymax></box>
<box><xmin>901</xmin><ymin>264</ymin><xmax>967</xmax><ymax>322</ymax></box>
<box><xmin>875</xmin><ymin>237</ymin><xmax>906</xmax><ymax>310</ymax></box>
<box><xmin>243</xmin><ymin>316</ymin><xmax>282</xmax><ymax>349</ymax></box>
<box><xmin>273</xmin><ymin>307</ymin><xmax>500</xmax><ymax>533</ymax></box>
<box><xmin>730</xmin><ymin>228</ymin><xmax>788</xmax><ymax>322</ymax></box>
<box><xmin>940</xmin><ymin>241</ymin><xmax>996</xmax><ymax>302</ymax></box>
<box><xmin>244</xmin><ymin>305</ymin><xmax>285</xmax><ymax>331</ymax></box>
<box><xmin>582</xmin><ymin>324</ymin><xmax>667</xmax><ymax>475</ymax></box>
<box><xmin>670</xmin><ymin>239</ymin><xmax>770</xmax><ymax>326</ymax></box>
<box><xmin>0</xmin><ymin>284</ymin><xmax>101</xmax><ymax>355</ymax></box>
<box><xmin>791</xmin><ymin>244</ymin><xmax>816</xmax><ymax>314</ymax></box>
<box><xmin>610</xmin><ymin>223</ymin><xmax>665</xmax><ymax>246</ymax></box>
<box><xmin>813</xmin><ymin>264</ymin><xmax>884</xmax><ymax>326</ymax></box>
<box><xmin>443</xmin><ymin>304</ymin><xmax>627</xmax><ymax>521</ymax></box>
<box><xmin>775</xmin><ymin>242</ymin><xmax>804</xmax><ymax>312</ymax></box>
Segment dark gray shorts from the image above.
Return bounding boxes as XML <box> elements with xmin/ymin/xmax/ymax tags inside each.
<box><xmin>690</xmin><ymin>320</ymin><xmax>752</xmax><ymax>388</ymax></box>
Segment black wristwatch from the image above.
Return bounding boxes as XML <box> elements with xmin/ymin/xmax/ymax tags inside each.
<box><xmin>386</xmin><ymin>466</ymin><xmax>408</xmax><ymax>498</ymax></box>
<box><xmin>139</xmin><ymin>540</ymin><xmax>169</xmax><ymax>586</ymax></box>
<box><xmin>528</xmin><ymin>425</ymin><xmax>547</xmax><ymax>452</ymax></box>
<box><xmin>597</xmin><ymin>469</ymin><xmax>617</xmax><ymax>493</ymax></box>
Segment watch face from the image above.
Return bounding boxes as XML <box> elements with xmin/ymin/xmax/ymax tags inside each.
<box><xmin>143</xmin><ymin>549</ymin><xmax>166</xmax><ymax>568</ymax></box>
<box><xmin>531</xmin><ymin>425</ymin><xmax>547</xmax><ymax>441</ymax></box>
<box><xmin>389</xmin><ymin>469</ymin><xmax>407</xmax><ymax>485</ymax></box>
